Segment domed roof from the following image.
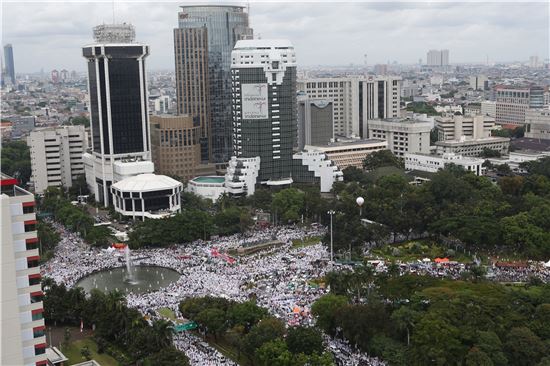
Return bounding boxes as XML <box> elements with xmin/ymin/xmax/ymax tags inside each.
<box><xmin>112</xmin><ymin>174</ymin><xmax>181</xmax><ymax>192</ymax></box>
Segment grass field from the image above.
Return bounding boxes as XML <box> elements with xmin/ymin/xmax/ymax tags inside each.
<box><xmin>157</xmin><ymin>307</ymin><xmax>176</xmax><ymax>320</ymax></box>
<box><xmin>62</xmin><ymin>338</ymin><xmax>119</xmax><ymax>366</ymax></box>
<box><xmin>292</xmin><ymin>235</ymin><xmax>322</xmax><ymax>248</ymax></box>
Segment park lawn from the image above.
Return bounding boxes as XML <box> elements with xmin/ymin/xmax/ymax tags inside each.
<box><xmin>292</xmin><ymin>235</ymin><xmax>322</xmax><ymax>248</ymax></box>
<box><xmin>62</xmin><ymin>338</ymin><xmax>119</xmax><ymax>366</ymax></box>
<box><xmin>158</xmin><ymin>307</ymin><xmax>176</xmax><ymax>321</ymax></box>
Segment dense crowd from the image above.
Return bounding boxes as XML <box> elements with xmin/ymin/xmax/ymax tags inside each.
<box><xmin>42</xmin><ymin>219</ymin><xmax>550</xmax><ymax>365</ymax></box>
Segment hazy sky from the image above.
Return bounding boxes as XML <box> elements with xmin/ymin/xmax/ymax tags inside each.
<box><xmin>2</xmin><ymin>1</ymin><xmax>549</xmax><ymax>73</ymax></box>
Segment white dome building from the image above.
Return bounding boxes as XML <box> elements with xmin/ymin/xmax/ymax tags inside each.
<box><xmin>111</xmin><ymin>174</ymin><xmax>183</xmax><ymax>219</ymax></box>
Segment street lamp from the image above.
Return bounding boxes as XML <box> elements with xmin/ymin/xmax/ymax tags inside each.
<box><xmin>356</xmin><ymin>196</ymin><xmax>364</xmax><ymax>216</ymax></box>
<box><xmin>327</xmin><ymin>210</ymin><xmax>336</xmax><ymax>263</ymax></box>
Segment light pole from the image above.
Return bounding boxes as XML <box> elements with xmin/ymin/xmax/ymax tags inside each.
<box><xmin>328</xmin><ymin>210</ymin><xmax>335</xmax><ymax>263</ymax></box>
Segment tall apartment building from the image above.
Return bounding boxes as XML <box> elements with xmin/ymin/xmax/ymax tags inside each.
<box><xmin>469</xmin><ymin>75</ymin><xmax>488</xmax><ymax>90</ymax></box>
<box><xmin>82</xmin><ymin>24</ymin><xmax>153</xmax><ymax>206</ymax></box>
<box><xmin>1</xmin><ymin>174</ymin><xmax>47</xmax><ymax>366</ymax></box>
<box><xmin>174</xmin><ymin>5</ymin><xmax>253</xmax><ymax>164</ymax></box>
<box><xmin>368</xmin><ymin>118</ymin><xmax>431</xmax><ymax>157</ymax></box>
<box><xmin>495</xmin><ymin>85</ymin><xmax>545</xmax><ymax>125</ymax></box>
<box><xmin>435</xmin><ymin>114</ymin><xmax>494</xmax><ymax>141</ymax></box>
<box><xmin>426</xmin><ymin>49</ymin><xmax>449</xmax><ymax>66</ymax></box>
<box><xmin>150</xmin><ymin>115</ymin><xmax>201</xmax><ymax>182</ymax></box>
<box><xmin>3</xmin><ymin>43</ymin><xmax>15</xmax><ymax>84</ymax></box>
<box><xmin>297</xmin><ymin>75</ymin><xmax>401</xmax><ymax>138</ymax></box>
<box><xmin>297</xmin><ymin>96</ymin><xmax>333</xmax><ymax>150</ymax></box>
<box><xmin>27</xmin><ymin>125</ymin><xmax>87</xmax><ymax>194</ymax></box>
<box><xmin>525</xmin><ymin>109</ymin><xmax>550</xmax><ymax>139</ymax></box>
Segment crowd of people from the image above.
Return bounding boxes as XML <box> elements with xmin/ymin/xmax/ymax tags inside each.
<box><xmin>41</xmin><ymin>218</ymin><xmax>550</xmax><ymax>365</ymax></box>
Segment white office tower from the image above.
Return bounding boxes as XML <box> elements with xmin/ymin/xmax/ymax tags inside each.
<box><xmin>226</xmin><ymin>39</ymin><xmax>341</xmax><ymax>195</ymax></box>
<box><xmin>0</xmin><ymin>174</ymin><xmax>47</xmax><ymax>366</ymax></box>
<box><xmin>27</xmin><ymin>125</ymin><xmax>87</xmax><ymax>194</ymax></box>
<box><xmin>297</xmin><ymin>75</ymin><xmax>401</xmax><ymax>138</ymax></box>
<box><xmin>82</xmin><ymin>24</ymin><xmax>153</xmax><ymax>206</ymax></box>
<box><xmin>427</xmin><ymin>49</ymin><xmax>450</xmax><ymax>66</ymax></box>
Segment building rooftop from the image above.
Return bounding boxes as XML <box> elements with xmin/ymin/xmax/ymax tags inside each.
<box><xmin>512</xmin><ymin>137</ymin><xmax>550</xmax><ymax>152</ymax></box>
<box><xmin>234</xmin><ymin>39</ymin><xmax>293</xmax><ymax>50</ymax></box>
<box><xmin>309</xmin><ymin>137</ymin><xmax>386</xmax><ymax>148</ymax></box>
<box><xmin>192</xmin><ymin>176</ymin><xmax>225</xmax><ymax>184</ymax></box>
<box><xmin>111</xmin><ymin>173</ymin><xmax>181</xmax><ymax>192</ymax></box>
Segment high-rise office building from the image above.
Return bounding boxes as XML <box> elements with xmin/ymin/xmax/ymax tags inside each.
<box><xmin>82</xmin><ymin>24</ymin><xmax>153</xmax><ymax>206</ymax></box>
<box><xmin>224</xmin><ymin>39</ymin><xmax>342</xmax><ymax>195</ymax></box>
<box><xmin>150</xmin><ymin>115</ymin><xmax>201</xmax><ymax>182</ymax></box>
<box><xmin>1</xmin><ymin>174</ymin><xmax>47</xmax><ymax>366</ymax></box>
<box><xmin>495</xmin><ymin>85</ymin><xmax>545</xmax><ymax>125</ymax></box>
<box><xmin>230</xmin><ymin>39</ymin><xmax>297</xmax><ymax>184</ymax></box>
<box><xmin>174</xmin><ymin>5</ymin><xmax>253</xmax><ymax>165</ymax></box>
<box><xmin>469</xmin><ymin>75</ymin><xmax>488</xmax><ymax>90</ymax></box>
<box><xmin>297</xmin><ymin>76</ymin><xmax>401</xmax><ymax>138</ymax></box>
<box><xmin>426</xmin><ymin>49</ymin><xmax>449</xmax><ymax>66</ymax></box>
<box><xmin>27</xmin><ymin>125</ymin><xmax>87</xmax><ymax>194</ymax></box>
<box><xmin>3</xmin><ymin>43</ymin><xmax>15</xmax><ymax>84</ymax></box>
<box><xmin>297</xmin><ymin>96</ymin><xmax>334</xmax><ymax>150</ymax></box>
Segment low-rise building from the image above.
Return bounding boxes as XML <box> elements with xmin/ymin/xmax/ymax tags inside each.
<box><xmin>367</xmin><ymin>118</ymin><xmax>431</xmax><ymax>157</ymax></box>
<box><xmin>111</xmin><ymin>174</ymin><xmax>183</xmax><ymax>219</ymax></box>
<box><xmin>435</xmin><ymin>136</ymin><xmax>510</xmax><ymax>157</ymax></box>
<box><xmin>435</xmin><ymin>114</ymin><xmax>494</xmax><ymax>141</ymax></box>
<box><xmin>27</xmin><ymin>125</ymin><xmax>87</xmax><ymax>194</ymax></box>
<box><xmin>405</xmin><ymin>152</ymin><xmax>485</xmax><ymax>176</ymax></box>
<box><xmin>525</xmin><ymin>109</ymin><xmax>550</xmax><ymax>139</ymax></box>
<box><xmin>305</xmin><ymin>137</ymin><xmax>387</xmax><ymax>170</ymax></box>
<box><xmin>481</xmin><ymin>100</ymin><xmax>496</xmax><ymax>117</ymax></box>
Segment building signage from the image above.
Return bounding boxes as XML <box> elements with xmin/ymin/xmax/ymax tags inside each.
<box><xmin>242</xmin><ymin>83</ymin><xmax>268</xmax><ymax>120</ymax></box>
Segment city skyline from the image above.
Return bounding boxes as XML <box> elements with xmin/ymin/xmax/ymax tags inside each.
<box><xmin>2</xmin><ymin>1</ymin><xmax>549</xmax><ymax>73</ymax></box>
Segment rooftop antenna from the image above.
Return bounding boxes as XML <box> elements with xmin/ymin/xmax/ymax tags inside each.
<box><xmin>112</xmin><ymin>0</ymin><xmax>115</xmax><ymax>24</ymax></box>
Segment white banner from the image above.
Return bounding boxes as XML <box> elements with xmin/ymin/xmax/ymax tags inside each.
<box><xmin>242</xmin><ymin>83</ymin><xmax>268</xmax><ymax>120</ymax></box>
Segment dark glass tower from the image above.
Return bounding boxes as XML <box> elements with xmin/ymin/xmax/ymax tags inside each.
<box><xmin>82</xmin><ymin>24</ymin><xmax>151</xmax><ymax>205</ymax></box>
<box><xmin>3</xmin><ymin>44</ymin><xmax>15</xmax><ymax>85</ymax></box>
<box><xmin>174</xmin><ymin>5</ymin><xmax>252</xmax><ymax>165</ymax></box>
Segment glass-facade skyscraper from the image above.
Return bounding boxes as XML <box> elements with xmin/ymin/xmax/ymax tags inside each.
<box><xmin>174</xmin><ymin>5</ymin><xmax>252</xmax><ymax>165</ymax></box>
<box><xmin>82</xmin><ymin>24</ymin><xmax>152</xmax><ymax>205</ymax></box>
<box><xmin>3</xmin><ymin>43</ymin><xmax>15</xmax><ymax>85</ymax></box>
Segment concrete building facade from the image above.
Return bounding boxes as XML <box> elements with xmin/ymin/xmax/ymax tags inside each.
<box><xmin>150</xmin><ymin>115</ymin><xmax>201</xmax><ymax>182</ymax></box>
<box><xmin>481</xmin><ymin>100</ymin><xmax>496</xmax><ymax>117</ymax></box>
<box><xmin>367</xmin><ymin>118</ymin><xmax>431</xmax><ymax>157</ymax></box>
<box><xmin>297</xmin><ymin>75</ymin><xmax>401</xmax><ymax>138</ymax></box>
<box><xmin>0</xmin><ymin>174</ymin><xmax>47</xmax><ymax>366</ymax></box>
<box><xmin>405</xmin><ymin>153</ymin><xmax>485</xmax><ymax>176</ymax></box>
<box><xmin>435</xmin><ymin>114</ymin><xmax>494</xmax><ymax>142</ymax></box>
<box><xmin>306</xmin><ymin>138</ymin><xmax>387</xmax><ymax>170</ymax></box>
<box><xmin>434</xmin><ymin>137</ymin><xmax>510</xmax><ymax>157</ymax></box>
<box><xmin>27</xmin><ymin>126</ymin><xmax>87</xmax><ymax>194</ymax></box>
<box><xmin>495</xmin><ymin>85</ymin><xmax>545</xmax><ymax>125</ymax></box>
<box><xmin>525</xmin><ymin>109</ymin><xmax>550</xmax><ymax>139</ymax></box>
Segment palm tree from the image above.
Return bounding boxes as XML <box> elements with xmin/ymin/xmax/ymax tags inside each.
<box><xmin>152</xmin><ymin>319</ymin><xmax>174</xmax><ymax>349</ymax></box>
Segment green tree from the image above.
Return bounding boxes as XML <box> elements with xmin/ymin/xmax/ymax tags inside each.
<box><xmin>243</xmin><ymin>317</ymin><xmax>286</xmax><ymax>357</ymax></box>
<box><xmin>227</xmin><ymin>301</ymin><xmax>269</xmax><ymax>331</ymax></box>
<box><xmin>255</xmin><ymin>339</ymin><xmax>293</xmax><ymax>366</ymax></box>
<box><xmin>505</xmin><ymin>327</ymin><xmax>546</xmax><ymax>366</ymax></box>
<box><xmin>195</xmin><ymin>308</ymin><xmax>227</xmax><ymax>340</ymax></box>
<box><xmin>411</xmin><ymin>315</ymin><xmax>464</xmax><ymax>366</ymax></box>
<box><xmin>71</xmin><ymin>115</ymin><xmax>90</xmax><ymax>127</ymax></box>
<box><xmin>465</xmin><ymin>347</ymin><xmax>494</xmax><ymax>366</ymax></box>
<box><xmin>285</xmin><ymin>327</ymin><xmax>324</xmax><ymax>356</ymax></box>
<box><xmin>271</xmin><ymin>188</ymin><xmax>305</xmax><ymax>224</ymax></box>
<box><xmin>311</xmin><ymin>294</ymin><xmax>348</xmax><ymax>334</ymax></box>
<box><xmin>0</xmin><ymin>140</ymin><xmax>31</xmax><ymax>185</ymax></box>
<box><xmin>362</xmin><ymin>149</ymin><xmax>404</xmax><ymax>170</ymax></box>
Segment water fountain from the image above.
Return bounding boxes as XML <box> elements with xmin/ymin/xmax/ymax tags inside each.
<box><xmin>124</xmin><ymin>246</ymin><xmax>137</xmax><ymax>284</ymax></box>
